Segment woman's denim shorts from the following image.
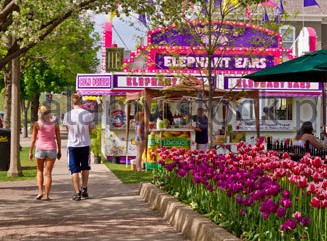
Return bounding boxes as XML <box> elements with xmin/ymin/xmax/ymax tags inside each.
<box><xmin>35</xmin><ymin>150</ymin><xmax>57</xmax><ymax>159</ymax></box>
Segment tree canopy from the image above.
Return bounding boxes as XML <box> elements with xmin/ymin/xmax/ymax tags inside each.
<box><xmin>0</xmin><ymin>0</ymin><xmax>129</xmax><ymax>69</ymax></box>
<box><xmin>20</xmin><ymin>13</ymin><xmax>100</xmax><ymax>101</ymax></box>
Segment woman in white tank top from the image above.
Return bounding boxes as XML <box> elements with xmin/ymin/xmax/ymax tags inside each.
<box><xmin>294</xmin><ymin>121</ymin><xmax>325</xmax><ymax>149</ymax></box>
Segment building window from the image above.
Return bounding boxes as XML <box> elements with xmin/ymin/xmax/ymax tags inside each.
<box><xmin>279</xmin><ymin>25</ymin><xmax>295</xmax><ymax>50</ymax></box>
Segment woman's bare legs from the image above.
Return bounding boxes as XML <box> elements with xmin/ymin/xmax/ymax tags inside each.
<box><xmin>44</xmin><ymin>158</ymin><xmax>55</xmax><ymax>200</ymax></box>
<box><xmin>135</xmin><ymin>145</ymin><xmax>145</xmax><ymax>171</ymax></box>
<box><xmin>36</xmin><ymin>158</ymin><xmax>45</xmax><ymax>198</ymax></box>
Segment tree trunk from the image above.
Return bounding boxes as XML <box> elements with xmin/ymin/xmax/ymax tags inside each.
<box><xmin>7</xmin><ymin>57</ymin><xmax>22</xmax><ymax>177</ymax></box>
<box><xmin>30</xmin><ymin>94</ymin><xmax>40</xmax><ymax>126</ymax></box>
<box><xmin>3</xmin><ymin>64</ymin><xmax>12</xmax><ymax>129</ymax></box>
<box><xmin>21</xmin><ymin>99</ymin><xmax>30</xmax><ymax>138</ymax></box>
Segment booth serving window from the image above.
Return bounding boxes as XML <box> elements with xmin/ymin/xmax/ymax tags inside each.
<box><xmin>235</xmin><ymin>98</ymin><xmax>292</xmax><ymax>121</ymax></box>
<box><xmin>261</xmin><ymin>98</ymin><xmax>292</xmax><ymax>120</ymax></box>
<box><xmin>236</xmin><ymin>99</ymin><xmax>254</xmax><ymax>121</ymax></box>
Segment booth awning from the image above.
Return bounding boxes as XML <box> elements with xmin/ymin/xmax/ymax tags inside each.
<box><xmin>78</xmin><ymin>89</ymin><xmax>141</xmax><ymax>96</ymax></box>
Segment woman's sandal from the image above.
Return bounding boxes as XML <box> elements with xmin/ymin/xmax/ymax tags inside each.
<box><xmin>35</xmin><ymin>194</ymin><xmax>43</xmax><ymax>200</ymax></box>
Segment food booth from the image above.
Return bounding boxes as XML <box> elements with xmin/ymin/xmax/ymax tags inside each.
<box><xmin>76</xmin><ymin>72</ymin><xmax>261</xmax><ymax>163</ymax></box>
<box><xmin>124</xmin><ymin>79</ymin><xmax>261</xmax><ymax>164</ymax></box>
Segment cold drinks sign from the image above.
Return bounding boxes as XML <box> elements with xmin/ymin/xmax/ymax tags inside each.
<box><xmin>77</xmin><ymin>74</ymin><xmax>112</xmax><ymax>89</ymax></box>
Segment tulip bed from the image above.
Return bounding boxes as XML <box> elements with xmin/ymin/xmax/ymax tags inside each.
<box><xmin>153</xmin><ymin>141</ymin><xmax>327</xmax><ymax>241</ymax></box>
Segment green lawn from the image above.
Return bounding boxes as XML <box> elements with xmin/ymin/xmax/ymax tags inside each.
<box><xmin>103</xmin><ymin>160</ymin><xmax>155</xmax><ymax>184</ymax></box>
<box><xmin>0</xmin><ymin>147</ymin><xmax>155</xmax><ymax>183</ymax></box>
<box><xmin>0</xmin><ymin>147</ymin><xmax>37</xmax><ymax>181</ymax></box>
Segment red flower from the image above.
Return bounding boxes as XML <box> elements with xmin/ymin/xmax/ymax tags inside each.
<box><xmin>312</xmin><ymin>157</ymin><xmax>323</xmax><ymax>168</ymax></box>
<box><xmin>298</xmin><ymin>176</ymin><xmax>308</xmax><ymax>188</ymax></box>
<box><xmin>322</xmin><ymin>200</ymin><xmax>327</xmax><ymax>208</ymax></box>
<box><xmin>292</xmin><ymin>166</ymin><xmax>301</xmax><ymax>175</ymax></box>
<box><xmin>312</xmin><ymin>172</ymin><xmax>323</xmax><ymax>183</ymax></box>
<box><xmin>307</xmin><ymin>182</ymin><xmax>317</xmax><ymax>194</ymax></box>
<box><xmin>310</xmin><ymin>196</ymin><xmax>322</xmax><ymax>208</ymax></box>
<box><xmin>322</xmin><ymin>169</ymin><xmax>327</xmax><ymax>178</ymax></box>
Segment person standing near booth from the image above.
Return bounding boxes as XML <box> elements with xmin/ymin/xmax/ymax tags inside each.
<box><xmin>63</xmin><ymin>94</ymin><xmax>94</xmax><ymax>201</ymax></box>
<box><xmin>192</xmin><ymin>107</ymin><xmax>208</xmax><ymax>151</ymax></box>
<box><xmin>134</xmin><ymin>111</ymin><xmax>146</xmax><ymax>172</ymax></box>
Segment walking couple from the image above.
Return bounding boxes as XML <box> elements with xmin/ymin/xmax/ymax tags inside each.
<box><xmin>29</xmin><ymin>93</ymin><xmax>94</xmax><ymax>201</ymax></box>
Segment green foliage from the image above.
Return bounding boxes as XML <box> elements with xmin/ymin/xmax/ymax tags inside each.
<box><xmin>20</xmin><ymin>14</ymin><xmax>100</xmax><ymax>100</ymax></box>
<box><xmin>21</xmin><ymin>60</ymin><xmax>60</xmax><ymax>100</ymax></box>
<box><xmin>0</xmin><ymin>0</ymin><xmax>135</xmax><ymax>69</ymax></box>
<box><xmin>91</xmin><ymin>124</ymin><xmax>102</xmax><ymax>157</ymax></box>
<box><xmin>38</xmin><ymin>14</ymin><xmax>101</xmax><ymax>76</ymax></box>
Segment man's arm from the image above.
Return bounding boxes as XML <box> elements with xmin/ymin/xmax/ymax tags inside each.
<box><xmin>196</xmin><ymin>116</ymin><xmax>208</xmax><ymax>130</ymax></box>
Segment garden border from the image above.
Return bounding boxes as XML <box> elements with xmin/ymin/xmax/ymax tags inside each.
<box><xmin>139</xmin><ymin>182</ymin><xmax>241</xmax><ymax>241</ymax></box>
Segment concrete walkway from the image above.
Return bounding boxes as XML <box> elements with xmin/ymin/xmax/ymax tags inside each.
<box><xmin>0</xmin><ymin>133</ymin><xmax>189</xmax><ymax>241</ymax></box>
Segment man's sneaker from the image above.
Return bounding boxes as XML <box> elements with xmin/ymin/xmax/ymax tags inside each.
<box><xmin>72</xmin><ymin>193</ymin><xmax>81</xmax><ymax>201</ymax></box>
<box><xmin>80</xmin><ymin>187</ymin><xmax>89</xmax><ymax>198</ymax></box>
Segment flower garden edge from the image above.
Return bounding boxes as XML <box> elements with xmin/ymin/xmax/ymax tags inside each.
<box><xmin>139</xmin><ymin>182</ymin><xmax>241</xmax><ymax>241</ymax></box>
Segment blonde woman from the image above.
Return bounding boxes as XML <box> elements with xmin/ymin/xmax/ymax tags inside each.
<box><xmin>134</xmin><ymin>111</ymin><xmax>146</xmax><ymax>172</ymax></box>
<box><xmin>29</xmin><ymin>105</ymin><xmax>61</xmax><ymax>200</ymax></box>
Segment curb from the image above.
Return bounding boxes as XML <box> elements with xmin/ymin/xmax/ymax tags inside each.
<box><xmin>139</xmin><ymin>182</ymin><xmax>241</xmax><ymax>241</ymax></box>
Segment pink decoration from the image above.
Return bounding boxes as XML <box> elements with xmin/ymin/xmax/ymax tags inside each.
<box><xmin>104</xmin><ymin>22</ymin><xmax>112</xmax><ymax>48</ymax></box>
<box><xmin>245</xmin><ymin>5</ymin><xmax>251</xmax><ymax>21</ymax></box>
<box><xmin>260</xmin><ymin>0</ymin><xmax>278</xmax><ymax>7</ymax></box>
<box><xmin>306</xmin><ymin>27</ymin><xmax>317</xmax><ymax>52</ymax></box>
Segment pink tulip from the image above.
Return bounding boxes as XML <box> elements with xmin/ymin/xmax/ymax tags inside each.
<box><xmin>293</xmin><ymin>211</ymin><xmax>302</xmax><ymax>220</ymax></box>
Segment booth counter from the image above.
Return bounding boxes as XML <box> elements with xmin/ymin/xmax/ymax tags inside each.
<box><xmin>146</xmin><ymin>128</ymin><xmax>195</xmax><ymax>163</ymax></box>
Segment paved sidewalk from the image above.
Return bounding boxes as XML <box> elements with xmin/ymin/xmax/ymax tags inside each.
<box><xmin>0</xmin><ymin>134</ymin><xmax>189</xmax><ymax>241</ymax></box>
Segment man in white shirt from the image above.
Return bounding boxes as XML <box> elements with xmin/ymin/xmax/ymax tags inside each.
<box><xmin>63</xmin><ymin>94</ymin><xmax>94</xmax><ymax>201</ymax></box>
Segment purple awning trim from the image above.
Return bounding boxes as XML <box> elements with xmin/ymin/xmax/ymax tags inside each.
<box><xmin>78</xmin><ymin>89</ymin><xmax>141</xmax><ymax>96</ymax></box>
<box><xmin>259</xmin><ymin>91</ymin><xmax>321</xmax><ymax>97</ymax></box>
